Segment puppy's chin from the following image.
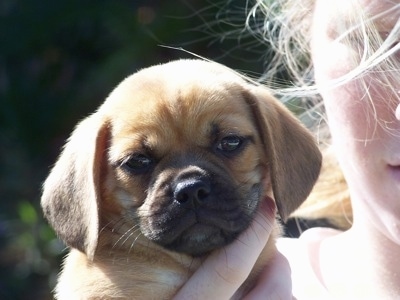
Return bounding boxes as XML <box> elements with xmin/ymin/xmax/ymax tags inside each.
<box><xmin>140</xmin><ymin>183</ymin><xmax>262</xmax><ymax>257</ymax></box>
<box><xmin>163</xmin><ymin>224</ymin><xmax>241</xmax><ymax>257</ymax></box>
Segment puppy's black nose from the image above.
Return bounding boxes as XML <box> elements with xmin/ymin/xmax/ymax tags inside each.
<box><xmin>173</xmin><ymin>178</ymin><xmax>211</xmax><ymax>206</ymax></box>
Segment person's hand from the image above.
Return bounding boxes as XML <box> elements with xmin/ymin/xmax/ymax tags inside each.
<box><xmin>243</xmin><ymin>249</ymin><xmax>293</xmax><ymax>300</ymax></box>
<box><xmin>174</xmin><ymin>197</ymin><xmax>293</xmax><ymax>300</ymax></box>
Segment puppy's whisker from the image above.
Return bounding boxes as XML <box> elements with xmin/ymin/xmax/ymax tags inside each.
<box><xmin>121</xmin><ymin>226</ymin><xmax>142</xmax><ymax>247</ymax></box>
<box><xmin>112</xmin><ymin>224</ymin><xmax>141</xmax><ymax>249</ymax></box>
<box><xmin>128</xmin><ymin>231</ymin><xmax>145</xmax><ymax>254</ymax></box>
<box><xmin>102</xmin><ymin>217</ymin><xmax>128</xmax><ymax>234</ymax></box>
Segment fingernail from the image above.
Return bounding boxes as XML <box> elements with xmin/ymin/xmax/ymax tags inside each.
<box><xmin>261</xmin><ymin>196</ymin><xmax>276</xmax><ymax>217</ymax></box>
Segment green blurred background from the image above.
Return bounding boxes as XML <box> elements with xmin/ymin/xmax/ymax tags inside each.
<box><xmin>0</xmin><ymin>0</ymin><xmax>277</xmax><ymax>298</ymax></box>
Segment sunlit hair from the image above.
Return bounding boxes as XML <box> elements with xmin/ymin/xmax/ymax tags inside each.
<box><xmin>246</xmin><ymin>0</ymin><xmax>400</xmax><ymax>228</ymax></box>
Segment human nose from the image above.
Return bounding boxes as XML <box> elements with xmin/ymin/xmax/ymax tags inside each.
<box><xmin>396</xmin><ymin>104</ymin><xmax>400</xmax><ymax>121</ymax></box>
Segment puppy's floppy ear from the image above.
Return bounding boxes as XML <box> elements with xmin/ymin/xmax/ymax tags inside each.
<box><xmin>245</xmin><ymin>86</ymin><xmax>322</xmax><ymax>221</ymax></box>
<box><xmin>41</xmin><ymin>115</ymin><xmax>109</xmax><ymax>259</ymax></box>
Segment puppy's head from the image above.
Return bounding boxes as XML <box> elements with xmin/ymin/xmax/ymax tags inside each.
<box><xmin>41</xmin><ymin>59</ymin><xmax>322</xmax><ymax>258</ymax></box>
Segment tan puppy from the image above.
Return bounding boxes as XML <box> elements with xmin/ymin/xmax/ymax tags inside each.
<box><xmin>41</xmin><ymin>59</ymin><xmax>321</xmax><ymax>299</ymax></box>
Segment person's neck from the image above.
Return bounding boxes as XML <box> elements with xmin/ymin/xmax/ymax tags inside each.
<box><xmin>319</xmin><ymin>204</ymin><xmax>400</xmax><ymax>299</ymax></box>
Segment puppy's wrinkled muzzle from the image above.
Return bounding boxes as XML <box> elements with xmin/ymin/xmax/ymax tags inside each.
<box><xmin>141</xmin><ymin>170</ymin><xmax>260</xmax><ymax>257</ymax></box>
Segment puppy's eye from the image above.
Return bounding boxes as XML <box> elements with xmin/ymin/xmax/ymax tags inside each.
<box><xmin>217</xmin><ymin>135</ymin><xmax>243</xmax><ymax>153</ymax></box>
<box><xmin>122</xmin><ymin>154</ymin><xmax>153</xmax><ymax>174</ymax></box>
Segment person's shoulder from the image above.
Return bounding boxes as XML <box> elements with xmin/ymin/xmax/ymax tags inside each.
<box><xmin>300</xmin><ymin>227</ymin><xmax>342</xmax><ymax>239</ymax></box>
<box><xmin>277</xmin><ymin>226</ymin><xmax>341</xmax><ymax>266</ymax></box>
<box><xmin>277</xmin><ymin>228</ymin><xmax>340</xmax><ymax>300</ymax></box>
<box><xmin>276</xmin><ymin>235</ymin><xmax>306</xmax><ymax>266</ymax></box>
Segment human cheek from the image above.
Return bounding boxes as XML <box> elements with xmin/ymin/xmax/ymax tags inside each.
<box><xmin>310</xmin><ymin>1</ymin><xmax>383</xmax><ymax>170</ymax></box>
<box><xmin>320</xmin><ymin>83</ymin><xmax>376</xmax><ymax>166</ymax></box>
<box><xmin>311</xmin><ymin>0</ymin><xmax>395</xmax><ymax>138</ymax></box>
<box><xmin>311</xmin><ymin>40</ymin><xmax>371</xmax><ymax>144</ymax></box>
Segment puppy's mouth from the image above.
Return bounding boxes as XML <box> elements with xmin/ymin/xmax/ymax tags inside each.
<box><xmin>140</xmin><ymin>176</ymin><xmax>261</xmax><ymax>256</ymax></box>
<box><xmin>161</xmin><ymin>206</ymin><xmax>248</xmax><ymax>256</ymax></box>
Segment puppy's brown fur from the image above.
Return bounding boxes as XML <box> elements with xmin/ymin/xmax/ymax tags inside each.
<box><xmin>41</xmin><ymin>59</ymin><xmax>321</xmax><ymax>299</ymax></box>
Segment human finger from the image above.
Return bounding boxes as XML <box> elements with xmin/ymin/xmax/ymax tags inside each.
<box><xmin>243</xmin><ymin>251</ymin><xmax>294</xmax><ymax>300</ymax></box>
<box><xmin>174</xmin><ymin>197</ymin><xmax>276</xmax><ymax>300</ymax></box>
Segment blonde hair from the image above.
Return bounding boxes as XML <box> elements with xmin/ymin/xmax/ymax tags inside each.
<box><xmin>246</xmin><ymin>0</ymin><xmax>400</xmax><ymax>229</ymax></box>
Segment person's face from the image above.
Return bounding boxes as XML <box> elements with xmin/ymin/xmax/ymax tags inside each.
<box><xmin>311</xmin><ymin>0</ymin><xmax>400</xmax><ymax>237</ymax></box>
